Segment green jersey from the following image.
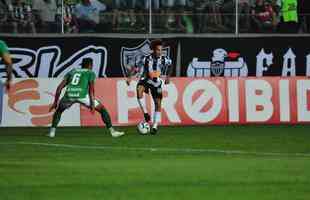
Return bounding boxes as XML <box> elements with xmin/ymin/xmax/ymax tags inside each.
<box><xmin>282</xmin><ymin>0</ymin><xmax>298</xmax><ymax>22</ymax></box>
<box><xmin>64</xmin><ymin>68</ymin><xmax>96</xmax><ymax>99</ymax></box>
<box><xmin>0</xmin><ymin>40</ymin><xmax>9</xmax><ymax>57</ymax></box>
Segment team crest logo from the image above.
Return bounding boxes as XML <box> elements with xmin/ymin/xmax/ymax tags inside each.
<box><xmin>210</xmin><ymin>61</ymin><xmax>225</xmax><ymax>76</ymax></box>
<box><xmin>187</xmin><ymin>48</ymin><xmax>248</xmax><ymax>77</ymax></box>
<box><xmin>121</xmin><ymin>39</ymin><xmax>170</xmax><ymax>77</ymax></box>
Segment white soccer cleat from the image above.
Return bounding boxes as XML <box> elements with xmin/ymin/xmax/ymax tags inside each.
<box><xmin>48</xmin><ymin>128</ymin><xmax>56</xmax><ymax>138</ymax></box>
<box><xmin>111</xmin><ymin>131</ymin><xmax>125</xmax><ymax>138</ymax></box>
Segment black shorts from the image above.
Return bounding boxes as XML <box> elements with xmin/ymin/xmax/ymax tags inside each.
<box><xmin>137</xmin><ymin>78</ymin><xmax>163</xmax><ymax>99</ymax></box>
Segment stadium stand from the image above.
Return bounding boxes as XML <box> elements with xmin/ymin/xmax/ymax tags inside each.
<box><xmin>0</xmin><ymin>0</ymin><xmax>308</xmax><ymax>34</ymax></box>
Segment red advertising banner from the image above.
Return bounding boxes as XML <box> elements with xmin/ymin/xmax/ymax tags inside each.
<box><xmin>0</xmin><ymin>78</ymin><xmax>81</xmax><ymax>127</ymax></box>
<box><xmin>80</xmin><ymin>77</ymin><xmax>310</xmax><ymax>126</ymax></box>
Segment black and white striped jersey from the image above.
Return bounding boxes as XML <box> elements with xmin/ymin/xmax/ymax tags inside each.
<box><xmin>141</xmin><ymin>54</ymin><xmax>172</xmax><ymax>80</ymax></box>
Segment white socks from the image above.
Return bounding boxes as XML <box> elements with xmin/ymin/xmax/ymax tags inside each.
<box><xmin>109</xmin><ymin>127</ymin><xmax>125</xmax><ymax>137</ymax></box>
<box><xmin>109</xmin><ymin>127</ymin><xmax>115</xmax><ymax>133</ymax></box>
<box><xmin>49</xmin><ymin>127</ymin><xmax>56</xmax><ymax>137</ymax></box>
<box><xmin>137</xmin><ymin>98</ymin><xmax>147</xmax><ymax>114</ymax></box>
<box><xmin>152</xmin><ymin>111</ymin><xmax>161</xmax><ymax>129</ymax></box>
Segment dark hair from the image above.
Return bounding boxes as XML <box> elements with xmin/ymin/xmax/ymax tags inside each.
<box><xmin>151</xmin><ymin>39</ymin><xmax>163</xmax><ymax>50</ymax></box>
<box><xmin>82</xmin><ymin>57</ymin><xmax>93</xmax><ymax>68</ymax></box>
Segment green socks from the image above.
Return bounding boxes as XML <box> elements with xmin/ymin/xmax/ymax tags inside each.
<box><xmin>51</xmin><ymin>107</ymin><xmax>112</xmax><ymax>130</ymax></box>
<box><xmin>101</xmin><ymin>108</ymin><xmax>112</xmax><ymax>129</ymax></box>
<box><xmin>51</xmin><ymin>109</ymin><xmax>62</xmax><ymax>128</ymax></box>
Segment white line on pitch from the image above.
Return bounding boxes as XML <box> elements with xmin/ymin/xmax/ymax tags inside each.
<box><xmin>0</xmin><ymin>142</ymin><xmax>309</xmax><ymax>158</ymax></box>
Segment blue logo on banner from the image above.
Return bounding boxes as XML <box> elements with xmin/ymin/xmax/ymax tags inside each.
<box><xmin>0</xmin><ymin>81</ymin><xmax>3</xmax><ymax>125</ymax></box>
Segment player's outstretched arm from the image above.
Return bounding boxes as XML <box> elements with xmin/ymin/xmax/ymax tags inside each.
<box><xmin>49</xmin><ymin>79</ymin><xmax>67</xmax><ymax>111</ymax></box>
<box><xmin>3</xmin><ymin>53</ymin><xmax>13</xmax><ymax>90</ymax></box>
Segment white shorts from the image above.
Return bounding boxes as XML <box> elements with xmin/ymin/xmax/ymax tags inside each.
<box><xmin>60</xmin><ymin>95</ymin><xmax>100</xmax><ymax>110</ymax></box>
<box><xmin>77</xmin><ymin>95</ymin><xmax>100</xmax><ymax>108</ymax></box>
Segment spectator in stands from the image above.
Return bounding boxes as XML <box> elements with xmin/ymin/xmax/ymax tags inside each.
<box><xmin>8</xmin><ymin>0</ymin><xmax>36</xmax><ymax>33</ymax></box>
<box><xmin>112</xmin><ymin>0</ymin><xmax>123</xmax><ymax>31</ymax></box>
<box><xmin>191</xmin><ymin>0</ymin><xmax>209</xmax><ymax>33</ymax></box>
<box><xmin>161</xmin><ymin>0</ymin><xmax>189</xmax><ymax>32</ymax></box>
<box><xmin>73</xmin><ymin>0</ymin><xmax>106</xmax><ymax>33</ymax></box>
<box><xmin>221</xmin><ymin>0</ymin><xmax>236</xmax><ymax>31</ymax></box>
<box><xmin>250</xmin><ymin>0</ymin><xmax>277</xmax><ymax>33</ymax></box>
<box><xmin>144</xmin><ymin>0</ymin><xmax>161</xmax><ymax>30</ymax></box>
<box><xmin>300</xmin><ymin>0</ymin><xmax>310</xmax><ymax>33</ymax></box>
<box><xmin>276</xmin><ymin>0</ymin><xmax>299</xmax><ymax>33</ymax></box>
<box><xmin>63</xmin><ymin>1</ymin><xmax>79</xmax><ymax>33</ymax></box>
<box><xmin>238</xmin><ymin>0</ymin><xmax>252</xmax><ymax>32</ymax></box>
<box><xmin>32</xmin><ymin>0</ymin><xmax>58</xmax><ymax>33</ymax></box>
<box><xmin>181</xmin><ymin>2</ymin><xmax>194</xmax><ymax>33</ymax></box>
<box><xmin>210</xmin><ymin>0</ymin><xmax>225</xmax><ymax>30</ymax></box>
<box><xmin>118</xmin><ymin>0</ymin><xmax>161</xmax><ymax>32</ymax></box>
<box><xmin>221</xmin><ymin>0</ymin><xmax>254</xmax><ymax>32</ymax></box>
<box><xmin>112</xmin><ymin>0</ymin><xmax>134</xmax><ymax>31</ymax></box>
<box><xmin>0</xmin><ymin>0</ymin><xmax>8</xmax><ymax>32</ymax></box>
<box><xmin>132</xmin><ymin>0</ymin><xmax>147</xmax><ymax>31</ymax></box>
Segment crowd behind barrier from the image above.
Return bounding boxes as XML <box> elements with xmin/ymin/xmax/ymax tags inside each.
<box><xmin>0</xmin><ymin>0</ymin><xmax>308</xmax><ymax>34</ymax></box>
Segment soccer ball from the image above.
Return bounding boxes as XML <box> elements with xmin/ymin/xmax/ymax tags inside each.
<box><xmin>137</xmin><ymin>122</ymin><xmax>150</xmax><ymax>135</ymax></box>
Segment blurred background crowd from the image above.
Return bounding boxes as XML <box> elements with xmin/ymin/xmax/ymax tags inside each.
<box><xmin>0</xmin><ymin>0</ymin><xmax>308</xmax><ymax>34</ymax></box>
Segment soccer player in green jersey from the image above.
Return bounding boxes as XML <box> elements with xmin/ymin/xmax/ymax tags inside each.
<box><xmin>48</xmin><ymin>58</ymin><xmax>125</xmax><ymax>138</ymax></box>
<box><xmin>0</xmin><ymin>40</ymin><xmax>13</xmax><ymax>90</ymax></box>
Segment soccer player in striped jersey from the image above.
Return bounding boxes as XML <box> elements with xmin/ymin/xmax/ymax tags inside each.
<box><xmin>48</xmin><ymin>58</ymin><xmax>125</xmax><ymax>138</ymax></box>
<box><xmin>127</xmin><ymin>40</ymin><xmax>173</xmax><ymax>134</ymax></box>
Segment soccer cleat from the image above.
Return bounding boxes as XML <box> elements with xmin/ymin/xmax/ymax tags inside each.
<box><xmin>144</xmin><ymin>113</ymin><xmax>151</xmax><ymax>122</ymax></box>
<box><xmin>48</xmin><ymin>128</ymin><xmax>56</xmax><ymax>138</ymax></box>
<box><xmin>111</xmin><ymin>131</ymin><xmax>125</xmax><ymax>138</ymax></box>
<box><xmin>150</xmin><ymin>128</ymin><xmax>158</xmax><ymax>135</ymax></box>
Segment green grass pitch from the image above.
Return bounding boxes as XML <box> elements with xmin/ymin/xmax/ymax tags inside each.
<box><xmin>0</xmin><ymin>125</ymin><xmax>310</xmax><ymax>200</ymax></box>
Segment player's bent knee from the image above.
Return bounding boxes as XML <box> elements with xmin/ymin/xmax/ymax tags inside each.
<box><xmin>94</xmin><ymin>100</ymin><xmax>104</xmax><ymax>111</ymax></box>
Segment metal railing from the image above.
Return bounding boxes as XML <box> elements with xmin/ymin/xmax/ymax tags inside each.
<box><xmin>0</xmin><ymin>0</ymin><xmax>308</xmax><ymax>35</ymax></box>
